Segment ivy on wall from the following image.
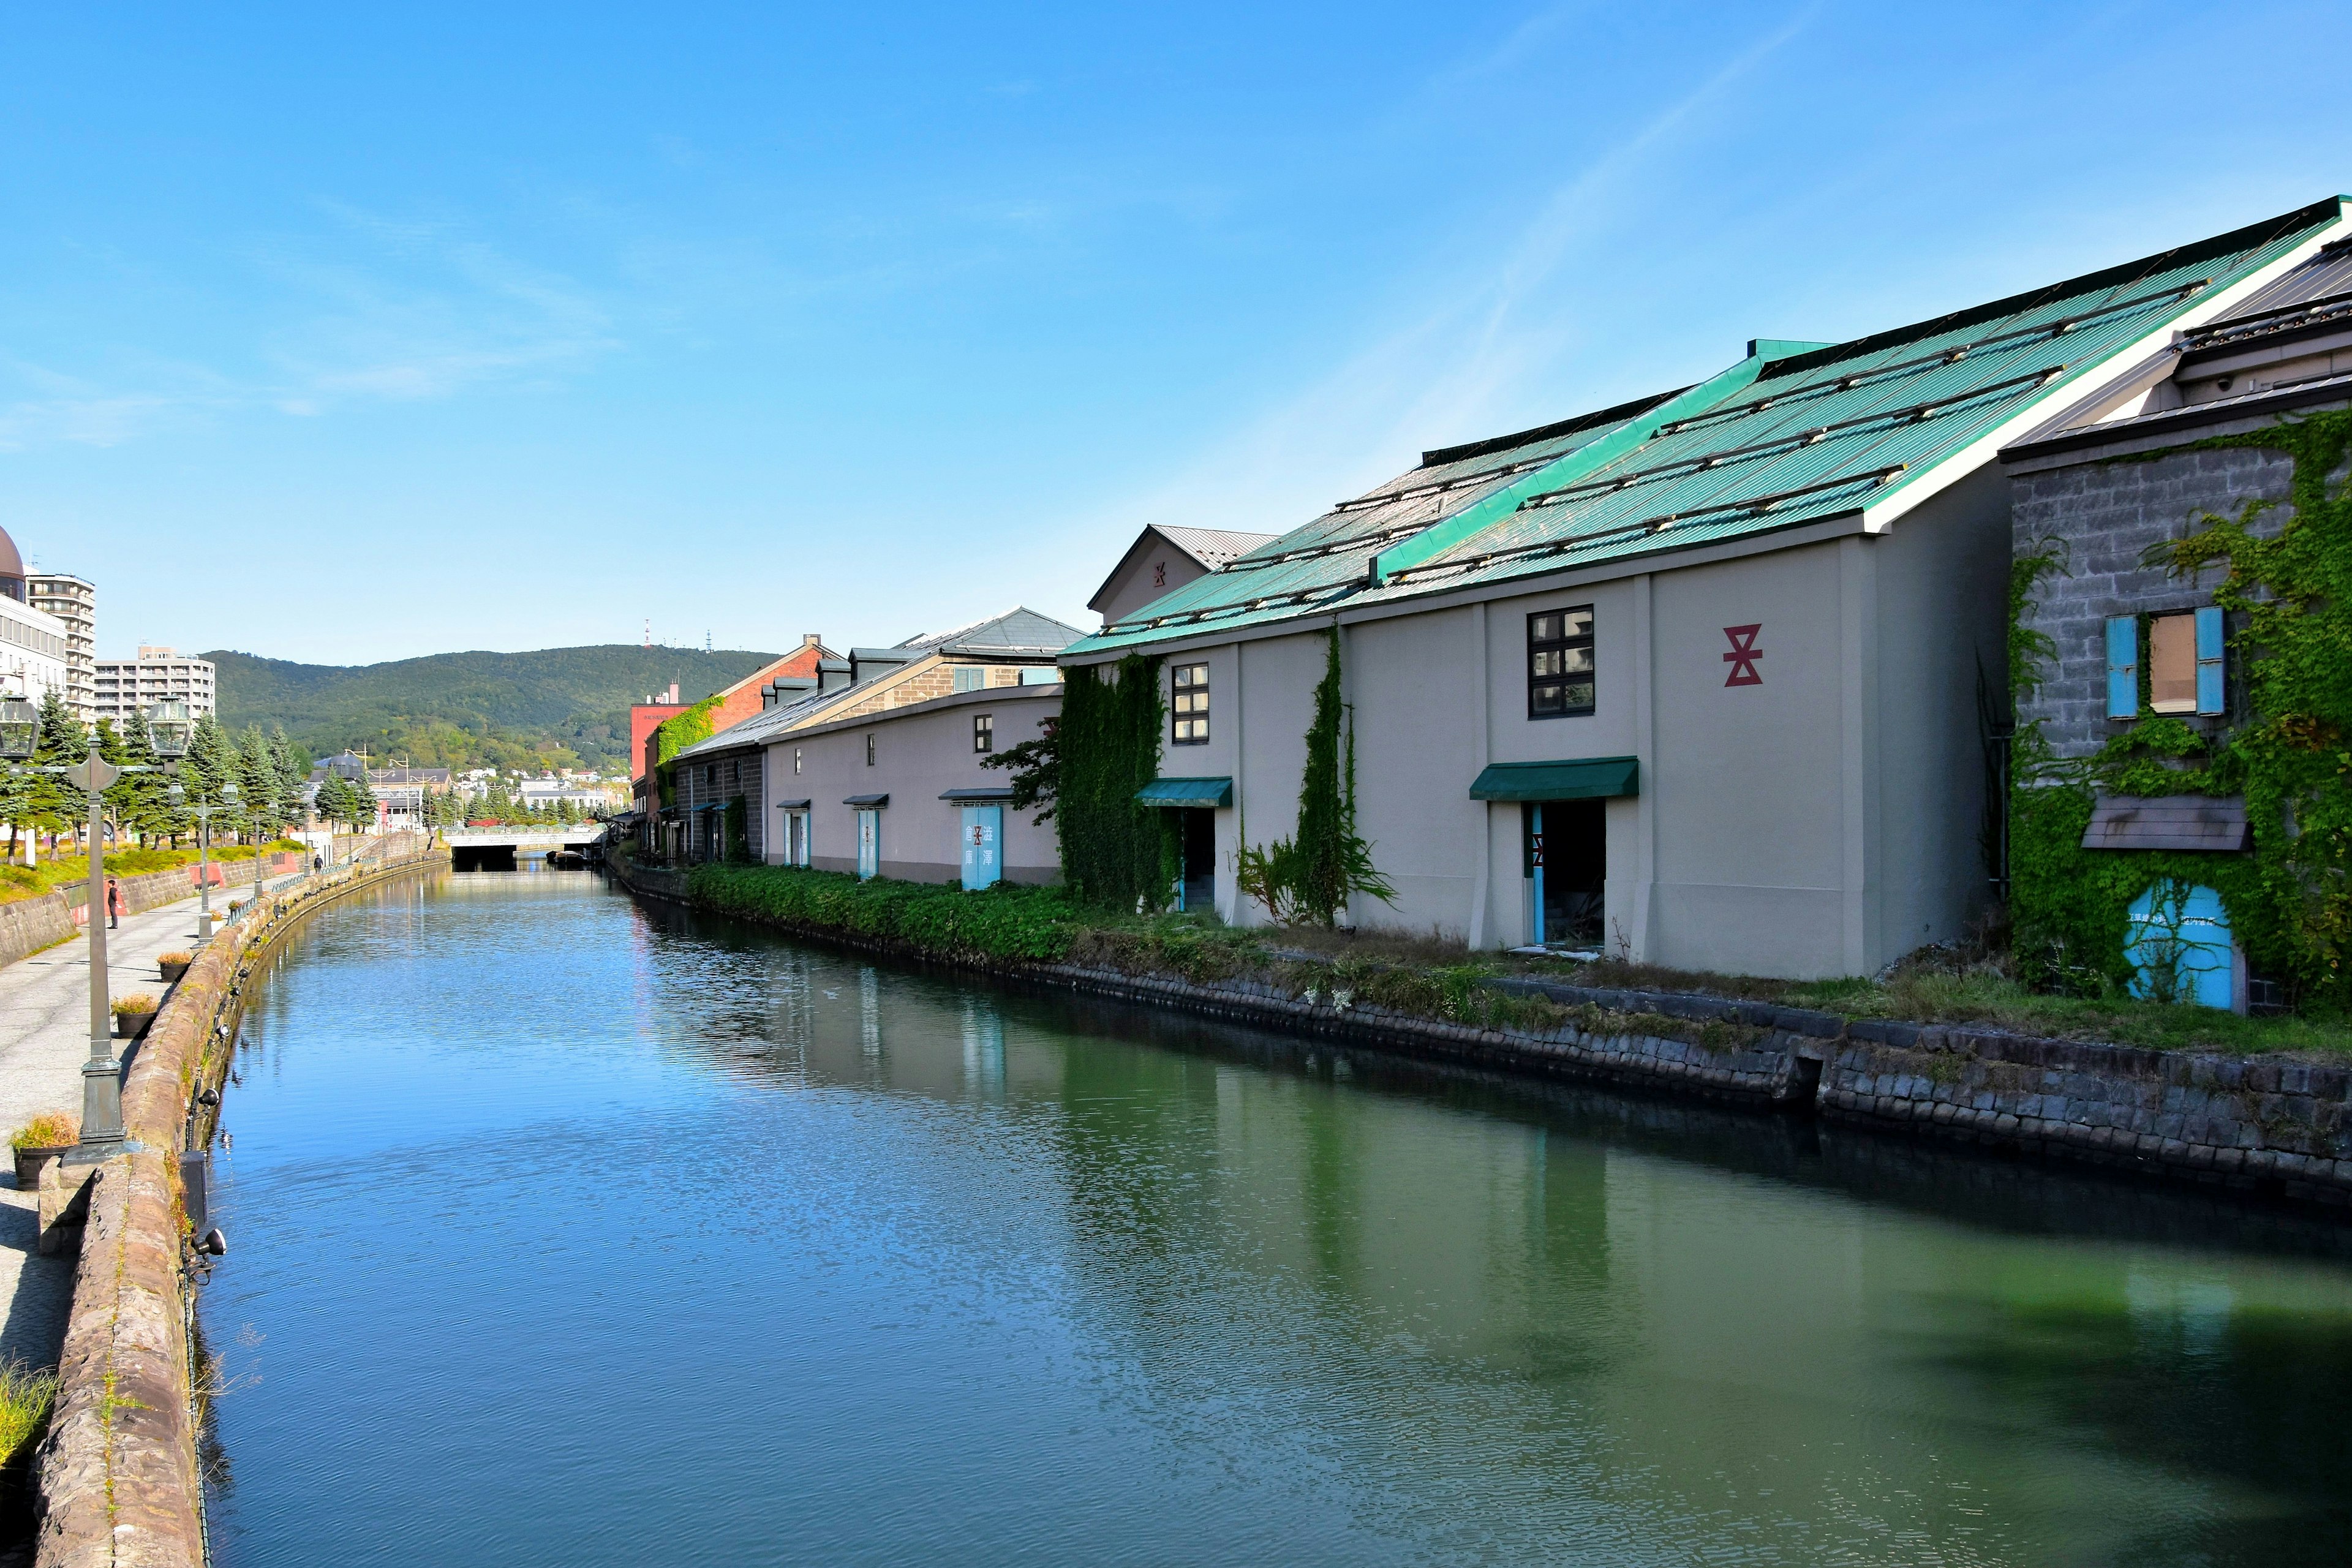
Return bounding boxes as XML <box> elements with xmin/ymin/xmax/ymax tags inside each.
<box><xmin>2010</xmin><ymin>410</ymin><xmax>2352</xmax><ymax>1007</ymax></box>
<box><xmin>650</xmin><ymin>695</ymin><xmax>722</xmax><ymax>809</ymax></box>
<box><xmin>1057</xmin><ymin>654</ymin><xmax>1166</xmax><ymax>910</ymax></box>
<box><xmin>1236</xmin><ymin>627</ymin><xmax>1394</xmax><ymax>926</ymax></box>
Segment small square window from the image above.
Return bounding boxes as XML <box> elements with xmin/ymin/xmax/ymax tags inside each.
<box><xmin>1528</xmin><ymin>608</ymin><xmax>1596</xmax><ymax>718</ymax></box>
<box><xmin>952</xmin><ymin>666</ymin><xmax>984</xmax><ymax>693</ymax></box>
<box><xmin>865</xmin><ymin>734</ymin><xmax>876</xmax><ymax>766</ymax></box>
<box><xmin>973</xmin><ymin>714</ymin><xmax>994</xmax><ymax>753</ymax></box>
<box><xmin>1172</xmin><ymin>663</ymin><xmax>1209</xmax><ymax>744</ymax></box>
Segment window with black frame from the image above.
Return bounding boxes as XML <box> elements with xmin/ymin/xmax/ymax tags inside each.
<box><xmin>1528</xmin><ymin>608</ymin><xmax>1595</xmax><ymax>718</ymax></box>
<box><xmin>1172</xmin><ymin>663</ymin><xmax>1209</xmax><ymax>744</ymax></box>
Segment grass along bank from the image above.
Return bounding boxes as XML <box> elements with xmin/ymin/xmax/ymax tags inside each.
<box><xmin>0</xmin><ymin>839</ymin><xmax>306</xmax><ymax>907</ymax></box>
<box><xmin>677</xmin><ymin>861</ymin><xmax>2350</xmax><ymax>1057</ymax></box>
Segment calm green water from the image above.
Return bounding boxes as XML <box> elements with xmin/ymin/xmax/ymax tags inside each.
<box><xmin>200</xmin><ymin>872</ymin><xmax>2352</xmax><ymax>1566</ymax></box>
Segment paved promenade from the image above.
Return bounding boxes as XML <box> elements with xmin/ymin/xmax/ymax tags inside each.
<box><xmin>0</xmin><ymin>873</ymin><xmax>295</xmax><ymax>1370</ymax></box>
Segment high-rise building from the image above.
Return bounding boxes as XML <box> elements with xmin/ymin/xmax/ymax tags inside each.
<box><xmin>26</xmin><ymin>575</ymin><xmax>95</xmax><ymax>722</ymax></box>
<box><xmin>92</xmin><ymin>646</ymin><xmax>216</xmax><ymax>725</ymax></box>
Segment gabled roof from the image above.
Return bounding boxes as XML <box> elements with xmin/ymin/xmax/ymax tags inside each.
<box><xmin>1086</xmin><ymin>526</ymin><xmax>1281</xmax><ymax>612</ymax></box>
<box><xmin>673</xmin><ymin>607</ymin><xmax>1085</xmax><ymax>761</ymax></box>
<box><xmin>894</xmin><ymin>606</ymin><xmax>1087</xmax><ymax>657</ymax></box>
<box><xmin>1070</xmin><ymin>196</ymin><xmax>2351</xmax><ymax>658</ymax></box>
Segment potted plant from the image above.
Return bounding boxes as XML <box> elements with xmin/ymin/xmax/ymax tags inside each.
<box><xmin>158</xmin><ymin>951</ymin><xmax>194</xmax><ymax>983</ymax></box>
<box><xmin>10</xmin><ymin>1112</ymin><xmax>77</xmax><ymax>1188</ymax></box>
<box><xmin>111</xmin><ymin>994</ymin><xmax>159</xmax><ymax>1039</ymax></box>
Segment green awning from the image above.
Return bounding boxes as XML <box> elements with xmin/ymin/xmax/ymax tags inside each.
<box><xmin>1469</xmin><ymin>756</ymin><xmax>1639</xmax><ymax>802</ymax></box>
<box><xmin>1136</xmin><ymin>777</ymin><xmax>1232</xmax><ymax>809</ymax></box>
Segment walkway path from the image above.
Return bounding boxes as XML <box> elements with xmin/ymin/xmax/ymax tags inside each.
<box><xmin>0</xmin><ymin>870</ymin><xmax>303</xmax><ymax>1369</ymax></box>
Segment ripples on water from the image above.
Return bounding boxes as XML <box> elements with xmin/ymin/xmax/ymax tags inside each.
<box><xmin>199</xmin><ymin>872</ymin><xmax>2352</xmax><ymax>1566</ymax></box>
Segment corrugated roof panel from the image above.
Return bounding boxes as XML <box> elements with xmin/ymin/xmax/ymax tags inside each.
<box><xmin>1070</xmin><ymin>200</ymin><xmax>2348</xmax><ymax>656</ymax></box>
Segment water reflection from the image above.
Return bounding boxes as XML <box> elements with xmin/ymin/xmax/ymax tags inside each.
<box><xmin>205</xmin><ymin>875</ymin><xmax>2352</xmax><ymax>1567</ymax></box>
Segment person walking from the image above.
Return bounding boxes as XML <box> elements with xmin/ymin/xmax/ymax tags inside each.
<box><xmin>105</xmin><ymin>877</ymin><xmax>123</xmax><ymax>930</ymax></box>
<box><xmin>313</xmin><ymin>852</ymin><xmax>324</xmax><ymax>873</ymax></box>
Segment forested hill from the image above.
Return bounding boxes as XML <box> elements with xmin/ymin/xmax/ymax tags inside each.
<box><xmin>207</xmin><ymin>645</ymin><xmax>782</xmax><ymax>772</ymax></box>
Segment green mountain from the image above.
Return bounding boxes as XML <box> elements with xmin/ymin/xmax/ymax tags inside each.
<box><xmin>206</xmin><ymin>645</ymin><xmax>782</xmax><ymax>772</ymax></box>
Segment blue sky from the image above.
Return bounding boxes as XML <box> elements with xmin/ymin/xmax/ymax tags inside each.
<box><xmin>5</xmin><ymin>2</ymin><xmax>2350</xmax><ymax>666</ymax></box>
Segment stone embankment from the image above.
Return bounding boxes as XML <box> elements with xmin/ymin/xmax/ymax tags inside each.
<box><xmin>614</xmin><ymin>856</ymin><xmax>2352</xmax><ymax>1211</ymax></box>
<box><xmin>32</xmin><ymin>837</ymin><xmax>444</xmax><ymax>1568</ymax></box>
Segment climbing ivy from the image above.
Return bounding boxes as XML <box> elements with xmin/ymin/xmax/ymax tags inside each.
<box><xmin>1236</xmin><ymin>627</ymin><xmax>1394</xmax><ymax>926</ymax></box>
<box><xmin>1057</xmin><ymin>654</ymin><xmax>1166</xmax><ymax>911</ymax></box>
<box><xmin>2010</xmin><ymin>410</ymin><xmax>2352</xmax><ymax>1007</ymax></box>
<box><xmin>650</xmin><ymin>694</ymin><xmax>722</xmax><ymax>809</ymax></box>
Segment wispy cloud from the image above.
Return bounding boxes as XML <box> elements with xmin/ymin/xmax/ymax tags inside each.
<box><xmin>0</xmin><ymin>205</ymin><xmax>618</xmax><ymax>450</ymax></box>
<box><xmin>1072</xmin><ymin>7</ymin><xmax>1817</xmax><ymax>542</ymax></box>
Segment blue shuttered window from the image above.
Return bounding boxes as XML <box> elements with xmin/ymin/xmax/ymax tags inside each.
<box><xmin>2195</xmin><ymin>606</ymin><xmax>2226</xmax><ymax>715</ymax></box>
<box><xmin>2105</xmin><ymin>616</ymin><xmax>2138</xmax><ymax>720</ymax></box>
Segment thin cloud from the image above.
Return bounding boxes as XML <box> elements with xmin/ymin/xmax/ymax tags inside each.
<box><xmin>1071</xmin><ymin>6</ymin><xmax>1817</xmax><ymax>546</ymax></box>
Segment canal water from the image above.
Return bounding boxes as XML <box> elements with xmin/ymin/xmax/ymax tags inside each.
<box><xmin>200</xmin><ymin>872</ymin><xmax>2352</xmax><ymax>1566</ymax></box>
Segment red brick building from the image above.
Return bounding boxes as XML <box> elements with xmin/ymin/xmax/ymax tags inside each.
<box><xmin>630</xmin><ymin>635</ymin><xmax>835</xmax><ymax>809</ymax></box>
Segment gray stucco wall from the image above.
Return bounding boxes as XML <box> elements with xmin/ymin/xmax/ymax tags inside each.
<box><xmin>764</xmin><ymin>685</ymin><xmax>1062</xmax><ymax>884</ymax></box>
<box><xmin>2010</xmin><ymin>445</ymin><xmax>2295</xmax><ymax>760</ymax></box>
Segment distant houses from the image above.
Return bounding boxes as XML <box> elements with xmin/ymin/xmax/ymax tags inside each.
<box><xmin>637</xmin><ymin>194</ymin><xmax>2352</xmax><ymax>1007</ymax></box>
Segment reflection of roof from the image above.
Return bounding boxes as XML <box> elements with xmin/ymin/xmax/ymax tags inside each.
<box><xmin>674</xmin><ymin>607</ymin><xmax>1083</xmax><ymax>762</ymax></box>
<box><xmin>1071</xmin><ymin>196</ymin><xmax>2350</xmax><ymax>658</ymax></box>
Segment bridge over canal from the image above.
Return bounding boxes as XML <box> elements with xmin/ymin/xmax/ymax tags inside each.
<box><xmin>442</xmin><ymin>826</ymin><xmax>604</xmax><ymax>872</ymax></box>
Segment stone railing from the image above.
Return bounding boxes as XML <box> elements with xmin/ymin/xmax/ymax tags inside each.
<box><xmin>32</xmin><ymin>834</ymin><xmax>443</xmax><ymax>1568</ymax></box>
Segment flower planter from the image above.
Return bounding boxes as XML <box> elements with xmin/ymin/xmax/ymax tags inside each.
<box><xmin>112</xmin><ymin>1010</ymin><xmax>156</xmax><ymax>1040</ymax></box>
<box><xmin>159</xmin><ymin>959</ymin><xmax>190</xmax><ymax>983</ymax></box>
<box><xmin>13</xmin><ymin>1145</ymin><xmax>69</xmax><ymax>1189</ymax></box>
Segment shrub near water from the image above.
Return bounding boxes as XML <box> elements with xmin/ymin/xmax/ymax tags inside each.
<box><xmin>684</xmin><ymin>864</ymin><xmax>1079</xmax><ymax>963</ymax></box>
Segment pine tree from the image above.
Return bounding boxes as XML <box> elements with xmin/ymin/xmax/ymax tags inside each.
<box><xmin>116</xmin><ymin>706</ymin><xmax>179</xmax><ymax>847</ymax></box>
<box><xmin>236</xmin><ymin>725</ymin><xmax>280</xmax><ymax>842</ymax></box>
<box><xmin>31</xmin><ymin>690</ymin><xmax>88</xmax><ymax>850</ymax></box>
<box><xmin>181</xmin><ymin>712</ymin><xmax>234</xmax><ymax>809</ymax></box>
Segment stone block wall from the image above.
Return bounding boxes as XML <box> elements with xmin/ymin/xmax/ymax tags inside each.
<box><xmin>2010</xmin><ymin>446</ymin><xmax>2294</xmax><ymax>759</ymax></box>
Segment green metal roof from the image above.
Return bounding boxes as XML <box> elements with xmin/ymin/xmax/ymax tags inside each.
<box><xmin>1469</xmin><ymin>757</ymin><xmax>1639</xmax><ymax>802</ymax></box>
<box><xmin>1136</xmin><ymin>776</ymin><xmax>1233</xmax><ymax>808</ymax></box>
<box><xmin>1069</xmin><ymin>198</ymin><xmax>2349</xmax><ymax>660</ymax></box>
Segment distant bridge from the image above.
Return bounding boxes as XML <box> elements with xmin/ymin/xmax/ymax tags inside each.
<box><xmin>441</xmin><ymin>826</ymin><xmax>605</xmax><ymax>870</ymax></box>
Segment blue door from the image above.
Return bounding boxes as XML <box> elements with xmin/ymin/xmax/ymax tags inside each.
<box><xmin>856</xmin><ymin>810</ymin><xmax>880</xmax><ymax>880</ymax></box>
<box><xmin>960</xmin><ymin>806</ymin><xmax>1002</xmax><ymax>891</ymax></box>
<box><xmin>2125</xmin><ymin>881</ymin><xmax>2237</xmax><ymax>1009</ymax></box>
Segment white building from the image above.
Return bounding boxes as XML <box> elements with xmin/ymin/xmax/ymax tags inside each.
<box><xmin>25</xmin><ymin>575</ymin><xmax>95</xmax><ymax>721</ymax></box>
<box><xmin>93</xmin><ymin>646</ymin><xmax>216</xmax><ymax>724</ymax></box>
<box><xmin>0</xmin><ymin>532</ymin><xmax>74</xmax><ymax>710</ymax></box>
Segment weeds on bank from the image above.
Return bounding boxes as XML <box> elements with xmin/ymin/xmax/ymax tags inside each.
<box><xmin>0</xmin><ymin>1363</ymin><xmax>57</xmax><ymax>1469</ymax></box>
<box><xmin>677</xmin><ymin>861</ymin><xmax>2350</xmax><ymax>1056</ymax></box>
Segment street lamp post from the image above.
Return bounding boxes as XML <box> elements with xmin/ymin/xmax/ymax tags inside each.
<box><xmin>0</xmin><ymin>698</ymin><xmax>190</xmax><ymax>1156</ymax></box>
<box><xmin>171</xmin><ymin>779</ymin><xmax>238</xmax><ymax>940</ymax></box>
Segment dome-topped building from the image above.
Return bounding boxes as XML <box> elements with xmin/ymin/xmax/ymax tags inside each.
<box><xmin>0</xmin><ymin>524</ymin><xmax>25</xmax><ymax>603</ymax></box>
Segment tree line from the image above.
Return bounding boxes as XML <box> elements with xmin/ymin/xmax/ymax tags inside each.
<box><xmin>2</xmin><ymin>690</ymin><xmax>312</xmax><ymax>858</ymax></box>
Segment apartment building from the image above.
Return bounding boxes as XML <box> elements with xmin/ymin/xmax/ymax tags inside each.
<box><xmin>94</xmin><ymin>646</ymin><xmax>217</xmax><ymax>724</ymax></box>
<box><xmin>25</xmin><ymin>575</ymin><xmax>95</xmax><ymax>721</ymax></box>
